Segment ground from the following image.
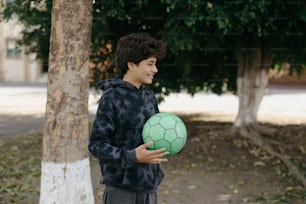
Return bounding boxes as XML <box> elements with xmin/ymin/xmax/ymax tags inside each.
<box><xmin>0</xmin><ymin>83</ymin><xmax>305</xmax><ymax>203</ymax></box>
<box><xmin>0</xmin><ymin>113</ymin><xmax>305</xmax><ymax>204</ymax></box>
<box><xmin>155</xmin><ymin>116</ymin><xmax>306</xmax><ymax>204</ymax></box>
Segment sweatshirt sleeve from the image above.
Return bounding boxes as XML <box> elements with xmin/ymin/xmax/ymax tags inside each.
<box><xmin>88</xmin><ymin>93</ymin><xmax>137</xmax><ymax>167</ymax></box>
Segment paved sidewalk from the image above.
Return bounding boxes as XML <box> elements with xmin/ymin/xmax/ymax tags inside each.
<box><xmin>0</xmin><ymin>82</ymin><xmax>305</xmax><ymax>137</ymax></box>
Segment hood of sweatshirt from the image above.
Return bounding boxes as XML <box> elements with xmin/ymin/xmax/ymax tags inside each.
<box><xmin>97</xmin><ymin>78</ymin><xmax>144</xmax><ymax>92</ymax></box>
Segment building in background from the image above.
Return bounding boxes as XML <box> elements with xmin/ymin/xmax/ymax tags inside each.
<box><xmin>0</xmin><ymin>6</ymin><xmax>44</xmax><ymax>83</ymax></box>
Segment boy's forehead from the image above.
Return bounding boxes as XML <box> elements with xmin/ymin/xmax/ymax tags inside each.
<box><xmin>145</xmin><ymin>57</ymin><xmax>157</xmax><ymax>62</ymax></box>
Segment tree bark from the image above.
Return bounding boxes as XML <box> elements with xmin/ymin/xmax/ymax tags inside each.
<box><xmin>0</xmin><ymin>1</ymin><xmax>4</xmax><ymax>81</ymax></box>
<box><xmin>231</xmin><ymin>45</ymin><xmax>275</xmax><ymax>137</ymax></box>
<box><xmin>231</xmin><ymin>46</ymin><xmax>306</xmax><ymax>187</ymax></box>
<box><xmin>39</xmin><ymin>1</ymin><xmax>94</xmax><ymax>204</ymax></box>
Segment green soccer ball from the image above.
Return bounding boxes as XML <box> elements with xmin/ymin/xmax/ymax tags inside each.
<box><xmin>142</xmin><ymin>112</ymin><xmax>187</xmax><ymax>157</ymax></box>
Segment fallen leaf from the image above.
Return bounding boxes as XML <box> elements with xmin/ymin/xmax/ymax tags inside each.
<box><xmin>188</xmin><ymin>185</ymin><xmax>197</xmax><ymax>189</ymax></box>
<box><xmin>254</xmin><ymin>161</ymin><xmax>266</xmax><ymax>167</ymax></box>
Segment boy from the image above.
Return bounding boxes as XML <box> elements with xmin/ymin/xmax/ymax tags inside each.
<box><xmin>88</xmin><ymin>33</ymin><xmax>168</xmax><ymax>204</ymax></box>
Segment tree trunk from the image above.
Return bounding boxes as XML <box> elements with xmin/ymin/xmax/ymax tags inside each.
<box><xmin>0</xmin><ymin>1</ymin><xmax>4</xmax><ymax>81</ymax></box>
<box><xmin>39</xmin><ymin>1</ymin><xmax>94</xmax><ymax>204</ymax></box>
<box><xmin>0</xmin><ymin>22</ymin><xmax>3</xmax><ymax>81</ymax></box>
<box><xmin>231</xmin><ymin>46</ymin><xmax>306</xmax><ymax>187</ymax></box>
<box><xmin>231</xmin><ymin>46</ymin><xmax>275</xmax><ymax>137</ymax></box>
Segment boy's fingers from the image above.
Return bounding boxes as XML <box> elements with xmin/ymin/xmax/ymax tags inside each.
<box><xmin>160</xmin><ymin>151</ymin><xmax>169</xmax><ymax>157</ymax></box>
<box><xmin>142</xmin><ymin>141</ymin><xmax>153</xmax><ymax>149</ymax></box>
<box><xmin>141</xmin><ymin>143</ymin><xmax>169</xmax><ymax>157</ymax></box>
<box><xmin>153</xmin><ymin>147</ymin><xmax>167</xmax><ymax>154</ymax></box>
<box><xmin>151</xmin><ymin>150</ymin><xmax>169</xmax><ymax>159</ymax></box>
<box><xmin>152</xmin><ymin>158</ymin><xmax>168</xmax><ymax>163</ymax></box>
<box><xmin>160</xmin><ymin>158</ymin><xmax>168</xmax><ymax>162</ymax></box>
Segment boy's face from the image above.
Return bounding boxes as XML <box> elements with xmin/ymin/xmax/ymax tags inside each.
<box><xmin>125</xmin><ymin>57</ymin><xmax>158</xmax><ymax>88</ymax></box>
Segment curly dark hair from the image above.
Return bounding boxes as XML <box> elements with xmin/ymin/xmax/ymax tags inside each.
<box><xmin>115</xmin><ymin>33</ymin><xmax>167</xmax><ymax>76</ymax></box>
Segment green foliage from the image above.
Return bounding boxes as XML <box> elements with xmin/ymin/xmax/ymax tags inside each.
<box><xmin>161</xmin><ymin>0</ymin><xmax>306</xmax><ymax>91</ymax></box>
<box><xmin>90</xmin><ymin>0</ymin><xmax>168</xmax><ymax>86</ymax></box>
<box><xmin>160</xmin><ymin>0</ymin><xmax>237</xmax><ymax>94</ymax></box>
<box><xmin>205</xmin><ymin>0</ymin><xmax>306</xmax><ymax>68</ymax></box>
<box><xmin>4</xmin><ymin>0</ymin><xmax>306</xmax><ymax>95</ymax></box>
<box><xmin>4</xmin><ymin>0</ymin><xmax>52</xmax><ymax>71</ymax></box>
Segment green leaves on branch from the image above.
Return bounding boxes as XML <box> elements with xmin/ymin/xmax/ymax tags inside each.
<box><xmin>4</xmin><ymin>0</ymin><xmax>306</xmax><ymax>94</ymax></box>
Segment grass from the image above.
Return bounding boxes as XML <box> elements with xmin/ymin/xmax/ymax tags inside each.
<box><xmin>0</xmin><ymin>133</ymin><xmax>41</xmax><ymax>204</ymax></box>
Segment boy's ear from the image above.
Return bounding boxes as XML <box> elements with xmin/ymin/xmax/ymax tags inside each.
<box><xmin>127</xmin><ymin>62</ymin><xmax>135</xmax><ymax>71</ymax></box>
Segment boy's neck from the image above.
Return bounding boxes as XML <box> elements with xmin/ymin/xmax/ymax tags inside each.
<box><xmin>123</xmin><ymin>75</ymin><xmax>141</xmax><ymax>89</ymax></box>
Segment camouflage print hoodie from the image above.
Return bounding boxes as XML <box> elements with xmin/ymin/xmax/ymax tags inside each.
<box><xmin>88</xmin><ymin>78</ymin><xmax>164</xmax><ymax>192</ymax></box>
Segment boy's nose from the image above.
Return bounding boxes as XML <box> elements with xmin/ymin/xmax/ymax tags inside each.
<box><xmin>153</xmin><ymin>65</ymin><xmax>158</xmax><ymax>73</ymax></box>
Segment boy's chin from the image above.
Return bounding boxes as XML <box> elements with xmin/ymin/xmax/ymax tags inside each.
<box><xmin>144</xmin><ymin>79</ymin><xmax>153</xmax><ymax>84</ymax></box>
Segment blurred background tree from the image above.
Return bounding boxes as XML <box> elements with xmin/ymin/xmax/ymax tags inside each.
<box><xmin>158</xmin><ymin>0</ymin><xmax>306</xmax><ymax>136</ymax></box>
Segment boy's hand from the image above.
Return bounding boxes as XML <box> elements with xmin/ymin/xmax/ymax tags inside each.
<box><xmin>135</xmin><ymin>142</ymin><xmax>169</xmax><ymax>164</ymax></box>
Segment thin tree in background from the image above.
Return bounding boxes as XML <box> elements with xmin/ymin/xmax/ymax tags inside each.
<box><xmin>0</xmin><ymin>0</ymin><xmax>4</xmax><ymax>81</ymax></box>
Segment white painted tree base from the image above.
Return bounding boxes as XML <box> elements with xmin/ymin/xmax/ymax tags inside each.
<box><xmin>39</xmin><ymin>158</ymin><xmax>94</xmax><ymax>204</ymax></box>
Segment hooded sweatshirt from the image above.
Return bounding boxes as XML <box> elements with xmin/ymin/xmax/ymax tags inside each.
<box><xmin>88</xmin><ymin>78</ymin><xmax>164</xmax><ymax>192</ymax></box>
